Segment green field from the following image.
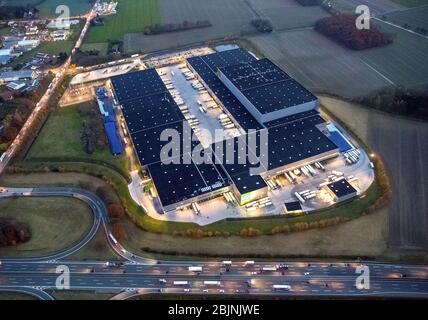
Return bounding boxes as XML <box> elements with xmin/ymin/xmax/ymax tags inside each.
<box><xmin>0</xmin><ymin>197</ymin><xmax>92</xmax><ymax>258</ymax></box>
<box><xmin>85</xmin><ymin>0</ymin><xmax>161</xmax><ymax>43</ymax></box>
<box><xmin>390</xmin><ymin>0</ymin><xmax>428</xmax><ymax>7</ymax></box>
<box><xmin>7</xmin><ymin>0</ymin><xmax>93</xmax><ymax>17</ymax></box>
<box><xmin>383</xmin><ymin>5</ymin><xmax>428</xmax><ymax>33</ymax></box>
<box><xmin>355</xmin><ymin>20</ymin><xmax>428</xmax><ymax>89</ymax></box>
<box><xmin>26</xmin><ymin>102</ymin><xmax>128</xmax><ymax>174</ymax></box>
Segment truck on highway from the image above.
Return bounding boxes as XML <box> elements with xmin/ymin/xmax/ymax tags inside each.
<box><xmin>0</xmin><ymin>152</ymin><xmax>6</xmax><ymax>162</ymax></box>
<box><xmin>221</xmin><ymin>261</ymin><xmax>232</xmax><ymax>266</ymax></box>
<box><xmin>261</xmin><ymin>266</ymin><xmax>277</xmax><ymax>272</ymax></box>
<box><xmin>273</xmin><ymin>284</ymin><xmax>291</xmax><ymax>291</ymax></box>
<box><xmin>244</xmin><ymin>261</ymin><xmax>255</xmax><ymax>266</ymax></box>
<box><xmin>173</xmin><ymin>281</ymin><xmax>189</xmax><ymax>286</ymax></box>
<box><xmin>108</xmin><ymin>232</ymin><xmax>118</xmax><ymax>245</ymax></box>
<box><xmin>188</xmin><ymin>266</ymin><xmax>203</xmax><ymax>272</ymax></box>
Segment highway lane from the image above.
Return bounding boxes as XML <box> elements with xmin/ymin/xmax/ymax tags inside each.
<box><xmin>1</xmin><ymin>261</ymin><xmax>427</xmax><ymax>280</ymax></box>
<box><xmin>1</xmin><ymin>186</ymin><xmax>428</xmax><ymax>299</ymax></box>
<box><xmin>1</xmin><ymin>273</ymin><xmax>428</xmax><ymax>298</ymax></box>
<box><xmin>1</xmin><ymin>260</ymin><xmax>428</xmax><ymax>299</ymax></box>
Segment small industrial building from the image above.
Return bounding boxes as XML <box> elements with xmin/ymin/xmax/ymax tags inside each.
<box><xmin>325</xmin><ymin>179</ymin><xmax>358</xmax><ymax>202</ymax></box>
<box><xmin>110</xmin><ymin>48</ymin><xmax>342</xmax><ymax>213</ymax></box>
<box><xmin>6</xmin><ymin>81</ymin><xmax>26</xmax><ymax>92</ymax></box>
<box><xmin>16</xmin><ymin>39</ymin><xmax>40</xmax><ymax>51</ymax></box>
<box><xmin>284</xmin><ymin>201</ymin><xmax>303</xmax><ymax>215</ymax></box>
<box><xmin>0</xmin><ymin>70</ymin><xmax>36</xmax><ymax>83</ymax></box>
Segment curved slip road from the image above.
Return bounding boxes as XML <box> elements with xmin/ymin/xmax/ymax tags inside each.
<box><xmin>0</xmin><ymin>287</ymin><xmax>54</xmax><ymax>300</ymax></box>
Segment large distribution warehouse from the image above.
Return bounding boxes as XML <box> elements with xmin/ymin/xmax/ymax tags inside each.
<box><xmin>110</xmin><ymin>48</ymin><xmax>341</xmax><ymax>213</ymax></box>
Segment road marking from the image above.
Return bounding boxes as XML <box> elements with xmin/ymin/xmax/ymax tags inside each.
<box><xmin>360</xmin><ymin>60</ymin><xmax>396</xmax><ymax>86</ymax></box>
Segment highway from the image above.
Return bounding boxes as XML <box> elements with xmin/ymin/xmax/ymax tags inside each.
<box><xmin>0</xmin><ymin>187</ymin><xmax>428</xmax><ymax>300</ymax></box>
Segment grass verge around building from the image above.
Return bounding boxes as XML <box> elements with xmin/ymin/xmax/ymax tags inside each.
<box><xmin>25</xmin><ymin>102</ymin><xmax>129</xmax><ymax>176</ymax></box>
<box><xmin>0</xmin><ymin>197</ymin><xmax>93</xmax><ymax>258</ymax></box>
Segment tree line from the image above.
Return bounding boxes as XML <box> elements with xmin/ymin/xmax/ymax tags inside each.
<box><xmin>353</xmin><ymin>88</ymin><xmax>428</xmax><ymax>120</ymax></box>
<box><xmin>78</xmin><ymin>104</ymin><xmax>107</xmax><ymax>154</ymax></box>
<box><xmin>0</xmin><ymin>218</ymin><xmax>31</xmax><ymax>247</ymax></box>
<box><xmin>315</xmin><ymin>14</ymin><xmax>394</xmax><ymax>50</ymax></box>
<box><xmin>144</xmin><ymin>20</ymin><xmax>212</xmax><ymax>35</ymax></box>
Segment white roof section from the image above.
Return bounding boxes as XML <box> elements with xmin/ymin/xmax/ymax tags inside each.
<box><xmin>70</xmin><ymin>62</ymin><xmax>139</xmax><ymax>86</ymax></box>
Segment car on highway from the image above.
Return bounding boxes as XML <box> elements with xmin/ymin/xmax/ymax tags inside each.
<box><xmin>183</xmin><ymin>289</ymin><xmax>190</xmax><ymax>292</ymax></box>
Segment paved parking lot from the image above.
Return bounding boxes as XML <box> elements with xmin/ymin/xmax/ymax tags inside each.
<box><xmin>158</xmin><ymin>64</ymin><xmax>241</xmax><ymax>147</ymax></box>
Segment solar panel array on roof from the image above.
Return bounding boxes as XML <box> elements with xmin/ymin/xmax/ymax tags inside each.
<box><xmin>231</xmin><ymin>171</ymin><xmax>267</xmax><ymax>195</ymax></box>
<box><xmin>111</xmin><ymin>69</ymin><xmax>165</xmax><ymax>103</ymax></box>
<box><xmin>200</xmin><ymin>48</ymin><xmax>255</xmax><ymax>70</ymax></box>
<box><xmin>148</xmin><ymin>154</ymin><xmax>229</xmax><ymax>207</ymax></box>
<box><xmin>111</xmin><ymin>69</ymin><xmax>190</xmax><ymax>166</ymax></box>
<box><xmin>284</xmin><ymin>201</ymin><xmax>302</xmax><ymax>212</ymax></box>
<box><xmin>264</xmin><ymin>109</ymin><xmax>321</xmax><ymax>128</ymax></box>
<box><xmin>111</xmin><ymin>69</ymin><xmax>230</xmax><ymax>208</ymax></box>
<box><xmin>219</xmin><ymin>59</ymin><xmax>291</xmax><ymax>91</ymax></box>
<box><xmin>187</xmin><ymin>50</ymin><xmax>263</xmax><ymax>131</ymax></box>
<box><xmin>327</xmin><ymin>179</ymin><xmax>357</xmax><ymax>199</ymax></box>
<box><xmin>243</xmin><ymin>79</ymin><xmax>317</xmax><ymax>115</ymax></box>
<box><xmin>129</xmin><ymin>121</ymin><xmax>200</xmax><ymax>166</ymax></box>
<box><xmin>259</xmin><ymin>115</ymin><xmax>338</xmax><ymax>171</ymax></box>
<box><xmin>216</xmin><ymin>57</ymin><xmax>318</xmax><ymax>122</ymax></box>
<box><xmin>112</xmin><ymin>51</ymin><xmax>340</xmax><ymax>210</ymax></box>
<box><xmin>121</xmin><ymin>93</ymin><xmax>184</xmax><ymax>134</ymax></box>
